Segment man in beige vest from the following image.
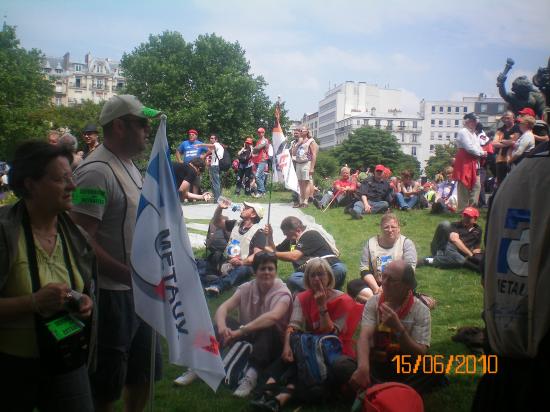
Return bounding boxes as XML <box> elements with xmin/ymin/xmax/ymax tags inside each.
<box><xmin>71</xmin><ymin>95</ymin><xmax>162</xmax><ymax>412</ymax></box>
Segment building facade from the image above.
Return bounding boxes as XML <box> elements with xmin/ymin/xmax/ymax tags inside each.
<box><xmin>41</xmin><ymin>52</ymin><xmax>125</xmax><ymax>106</ymax></box>
<box><xmin>301</xmin><ymin>112</ymin><xmax>319</xmax><ymax>139</ymax></box>
<box><xmin>317</xmin><ymin>81</ymin><xmax>401</xmax><ymax>148</ymax></box>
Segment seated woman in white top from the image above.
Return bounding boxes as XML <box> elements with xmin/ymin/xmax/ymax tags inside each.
<box><xmin>511</xmin><ymin>115</ymin><xmax>536</xmax><ymax>165</ymax></box>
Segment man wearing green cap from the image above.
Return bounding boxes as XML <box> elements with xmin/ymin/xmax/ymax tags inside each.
<box><xmin>71</xmin><ymin>95</ymin><xmax>162</xmax><ymax>412</ymax></box>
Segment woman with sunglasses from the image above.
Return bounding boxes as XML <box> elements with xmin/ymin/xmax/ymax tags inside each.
<box><xmin>0</xmin><ymin>141</ymin><xmax>96</xmax><ymax>411</ymax></box>
<box><xmin>251</xmin><ymin>258</ymin><xmax>359</xmax><ymax>411</ymax></box>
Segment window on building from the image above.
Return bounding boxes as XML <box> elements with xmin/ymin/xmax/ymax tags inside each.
<box><xmin>431</xmin><ymin>119</ymin><xmax>435</xmax><ymax>126</ymax></box>
<box><xmin>74</xmin><ymin>64</ymin><xmax>82</xmax><ymax>72</ymax></box>
<box><xmin>498</xmin><ymin>104</ymin><xmax>505</xmax><ymax>112</ymax></box>
<box><xmin>430</xmin><ymin>133</ymin><xmax>435</xmax><ymax>140</ymax></box>
<box><xmin>412</xmin><ymin>134</ymin><xmax>417</xmax><ymax>142</ymax></box>
<box><xmin>401</xmin><ymin>133</ymin><xmax>404</xmax><ymax>142</ymax></box>
<box><xmin>439</xmin><ymin>106</ymin><xmax>444</xmax><ymax>112</ymax></box>
<box><xmin>464</xmin><ymin>106</ymin><xmax>468</xmax><ymax>112</ymax></box>
<box><xmin>480</xmin><ymin>104</ymin><xmax>488</xmax><ymax>113</ymax></box>
<box><xmin>455</xmin><ymin>106</ymin><xmax>460</xmax><ymax>113</ymax></box>
<box><xmin>438</xmin><ymin>134</ymin><xmax>443</xmax><ymax>140</ymax></box>
<box><xmin>75</xmin><ymin>78</ymin><xmax>81</xmax><ymax>88</ymax></box>
<box><xmin>97</xmin><ymin>79</ymin><xmax>104</xmax><ymax>89</ymax></box>
<box><xmin>447</xmin><ymin>106</ymin><xmax>451</xmax><ymax>113</ymax></box>
<box><xmin>454</xmin><ymin>119</ymin><xmax>459</xmax><ymax>127</ymax></box>
<box><xmin>454</xmin><ymin>132</ymin><xmax>458</xmax><ymax>139</ymax></box>
<box><xmin>117</xmin><ymin>81</ymin><xmax>124</xmax><ymax>90</ymax></box>
<box><xmin>363</xmin><ymin>119</ymin><xmax>368</xmax><ymax>125</ymax></box>
<box><xmin>411</xmin><ymin>147</ymin><xmax>416</xmax><ymax>156</ymax></box>
<box><xmin>446</xmin><ymin>119</ymin><xmax>451</xmax><ymax>127</ymax></box>
<box><xmin>430</xmin><ymin>144</ymin><xmax>435</xmax><ymax>151</ymax></box>
<box><xmin>413</xmin><ymin>121</ymin><xmax>418</xmax><ymax>128</ymax></box>
<box><xmin>439</xmin><ymin>120</ymin><xmax>443</xmax><ymax>127</ymax></box>
<box><xmin>357</xmin><ymin>120</ymin><xmax>360</xmax><ymax>125</ymax></box>
<box><xmin>375</xmin><ymin>119</ymin><xmax>381</xmax><ymax>128</ymax></box>
<box><xmin>55</xmin><ymin>68</ymin><xmax>62</xmax><ymax>73</ymax></box>
<box><xmin>55</xmin><ymin>97</ymin><xmax>62</xmax><ymax>106</ymax></box>
<box><xmin>431</xmin><ymin>106</ymin><xmax>436</xmax><ymax>113</ymax></box>
<box><xmin>446</xmin><ymin>134</ymin><xmax>451</xmax><ymax>140</ymax></box>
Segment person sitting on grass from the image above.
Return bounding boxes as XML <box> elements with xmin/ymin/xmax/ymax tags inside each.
<box><xmin>347</xmin><ymin>213</ymin><xmax>417</xmax><ymax>303</ymax></box>
<box><xmin>395</xmin><ymin>170</ymin><xmax>422</xmax><ymax>211</ymax></box>
<box><xmin>250</xmin><ymin>259</ymin><xmax>359</xmax><ymax>412</ymax></box>
<box><xmin>264</xmin><ymin>216</ymin><xmax>346</xmax><ymax>293</ymax></box>
<box><xmin>431</xmin><ymin>166</ymin><xmax>458</xmax><ymax>214</ymax></box>
<box><xmin>337</xmin><ymin>260</ymin><xmax>445</xmax><ymax>395</ymax></box>
<box><xmin>422</xmin><ymin>207</ymin><xmax>482</xmax><ymax>272</ymax></box>
<box><xmin>175</xmin><ymin>252</ymin><xmax>292</xmax><ymax>398</ymax></box>
<box><xmin>203</xmin><ymin>201</ymin><xmax>266</xmax><ymax>297</ymax></box>
<box><xmin>313</xmin><ymin>165</ymin><xmax>357</xmax><ymax>209</ymax></box>
<box><xmin>349</xmin><ymin>164</ymin><xmax>392</xmax><ymax>219</ymax></box>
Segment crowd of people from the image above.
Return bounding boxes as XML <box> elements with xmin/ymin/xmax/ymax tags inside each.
<box><xmin>0</xmin><ymin>91</ymin><xmax>548</xmax><ymax>412</ymax></box>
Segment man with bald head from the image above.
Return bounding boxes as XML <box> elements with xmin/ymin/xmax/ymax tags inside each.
<box><xmin>337</xmin><ymin>260</ymin><xmax>440</xmax><ymax>394</ymax></box>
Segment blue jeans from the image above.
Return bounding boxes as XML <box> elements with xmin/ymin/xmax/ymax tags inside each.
<box><xmin>396</xmin><ymin>193</ymin><xmax>418</xmax><ymax>209</ymax></box>
<box><xmin>210</xmin><ymin>165</ymin><xmax>221</xmax><ymax>202</ymax></box>
<box><xmin>352</xmin><ymin>200</ymin><xmax>389</xmax><ymax>215</ymax></box>
<box><xmin>287</xmin><ymin>261</ymin><xmax>347</xmax><ymax>293</ymax></box>
<box><xmin>255</xmin><ymin>161</ymin><xmax>267</xmax><ymax>194</ymax></box>
<box><xmin>210</xmin><ymin>265</ymin><xmax>253</xmax><ymax>293</ymax></box>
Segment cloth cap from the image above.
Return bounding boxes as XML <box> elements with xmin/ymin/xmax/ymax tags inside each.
<box><xmin>257</xmin><ymin>127</ymin><xmax>265</xmax><ymax>133</ymax></box>
<box><xmin>518</xmin><ymin>108</ymin><xmax>535</xmax><ymax>117</ymax></box>
<box><xmin>188</xmin><ymin>129</ymin><xmax>198</xmax><ymax>136</ymax></box>
<box><xmin>462</xmin><ymin>207</ymin><xmax>480</xmax><ymax>218</ymax></box>
<box><xmin>375</xmin><ymin>164</ymin><xmax>385</xmax><ymax>172</ymax></box>
<box><xmin>99</xmin><ymin>95</ymin><xmax>161</xmax><ymax>126</ymax></box>
<box><xmin>83</xmin><ymin>123</ymin><xmax>99</xmax><ymax>133</ymax></box>
<box><xmin>243</xmin><ymin>202</ymin><xmax>264</xmax><ymax>219</ymax></box>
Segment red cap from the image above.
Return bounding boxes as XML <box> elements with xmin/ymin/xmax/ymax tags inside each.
<box><xmin>462</xmin><ymin>207</ymin><xmax>480</xmax><ymax>218</ymax></box>
<box><xmin>188</xmin><ymin>129</ymin><xmax>198</xmax><ymax>136</ymax></box>
<box><xmin>374</xmin><ymin>164</ymin><xmax>385</xmax><ymax>172</ymax></box>
<box><xmin>257</xmin><ymin>127</ymin><xmax>265</xmax><ymax>134</ymax></box>
<box><xmin>518</xmin><ymin>108</ymin><xmax>535</xmax><ymax>117</ymax></box>
<box><xmin>245</xmin><ymin>137</ymin><xmax>253</xmax><ymax>144</ymax></box>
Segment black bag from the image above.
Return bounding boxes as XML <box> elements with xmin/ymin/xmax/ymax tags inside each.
<box><xmin>222</xmin><ymin>340</ymin><xmax>253</xmax><ymax>389</ymax></box>
<box><xmin>216</xmin><ymin>146</ymin><xmax>232</xmax><ymax>172</ymax></box>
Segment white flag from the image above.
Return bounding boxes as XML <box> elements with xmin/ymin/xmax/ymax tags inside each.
<box><xmin>271</xmin><ymin>120</ymin><xmax>300</xmax><ymax>195</ymax></box>
<box><xmin>131</xmin><ymin>116</ymin><xmax>225</xmax><ymax>391</ymax></box>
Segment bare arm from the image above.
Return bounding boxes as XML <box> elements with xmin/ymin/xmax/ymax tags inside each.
<box><xmin>274</xmin><ymin>249</ymin><xmax>304</xmax><ymax>262</ymax></box>
<box><xmin>449</xmin><ymin>232</ymin><xmax>474</xmax><ymax>257</ymax></box>
<box><xmin>349</xmin><ymin>324</ymin><xmax>374</xmax><ymax>389</ymax></box>
<box><xmin>70</xmin><ymin>211</ymin><xmax>131</xmax><ymax>286</ymax></box>
<box><xmin>309</xmin><ymin>141</ymin><xmax>319</xmax><ymax>171</ymax></box>
<box><xmin>178</xmin><ymin>180</ymin><xmax>209</xmax><ymax>201</ymax></box>
<box><xmin>239</xmin><ymin>299</ymin><xmax>290</xmax><ymax>335</ymax></box>
<box><xmin>175</xmin><ymin>150</ymin><xmax>183</xmax><ymax>163</ymax></box>
<box><xmin>380</xmin><ymin>303</ymin><xmax>428</xmax><ymax>355</ymax></box>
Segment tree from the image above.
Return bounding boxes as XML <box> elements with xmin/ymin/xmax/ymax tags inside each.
<box><xmin>333</xmin><ymin>127</ymin><xmax>420</xmax><ymax>176</ymax></box>
<box><xmin>315</xmin><ymin>150</ymin><xmax>339</xmax><ymax>178</ymax></box>
<box><xmin>424</xmin><ymin>143</ymin><xmax>456</xmax><ymax>179</ymax></box>
<box><xmin>41</xmin><ymin>100</ymin><xmax>104</xmax><ymax>144</ymax></box>
<box><xmin>0</xmin><ymin>24</ymin><xmax>53</xmax><ymax>159</ymax></box>
<box><xmin>121</xmin><ymin>31</ymin><xmax>287</xmax><ymax>155</ymax></box>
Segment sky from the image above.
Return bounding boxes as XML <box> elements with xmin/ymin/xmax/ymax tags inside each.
<box><xmin>2</xmin><ymin>0</ymin><xmax>549</xmax><ymax>119</ymax></box>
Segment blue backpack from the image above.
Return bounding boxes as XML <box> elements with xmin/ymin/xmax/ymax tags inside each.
<box><xmin>290</xmin><ymin>333</ymin><xmax>342</xmax><ymax>388</ymax></box>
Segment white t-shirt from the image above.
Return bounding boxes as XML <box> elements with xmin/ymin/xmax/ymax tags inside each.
<box><xmin>210</xmin><ymin>142</ymin><xmax>224</xmax><ymax>166</ymax></box>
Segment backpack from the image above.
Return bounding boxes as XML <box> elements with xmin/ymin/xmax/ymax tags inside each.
<box><xmin>352</xmin><ymin>382</ymin><xmax>424</xmax><ymax>412</ymax></box>
<box><xmin>290</xmin><ymin>333</ymin><xmax>342</xmax><ymax>400</ymax></box>
<box><xmin>215</xmin><ymin>145</ymin><xmax>232</xmax><ymax>172</ymax></box>
<box><xmin>222</xmin><ymin>340</ymin><xmax>252</xmax><ymax>389</ymax></box>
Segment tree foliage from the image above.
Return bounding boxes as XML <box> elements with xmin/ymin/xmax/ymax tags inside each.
<box><xmin>315</xmin><ymin>150</ymin><xmax>339</xmax><ymax>178</ymax></box>
<box><xmin>424</xmin><ymin>143</ymin><xmax>456</xmax><ymax>179</ymax></box>
<box><xmin>121</xmin><ymin>31</ymin><xmax>288</xmax><ymax>155</ymax></box>
<box><xmin>331</xmin><ymin>127</ymin><xmax>420</xmax><ymax>176</ymax></box>
<box><xmin>0</xmin><ymin>24</ymin><xmax>53</xmax><ymax>159</ymax></box>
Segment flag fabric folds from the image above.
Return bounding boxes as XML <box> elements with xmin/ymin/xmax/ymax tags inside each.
<box><xmin>271</xmin><ymin>108</ymin><xmax>300</xmax><ymax>195</ymax></box>
<box><xmin>131</xmin><ymin>116</ymin><xmax>225</xmax><ymax>391</ymax></box>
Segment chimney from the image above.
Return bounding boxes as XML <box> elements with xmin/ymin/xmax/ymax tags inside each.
<box><xmin>85</xmin><ymin>52</ymin><xmax>91</xmax><ymax>64</ymax></box>
<box><xmin>63</xmin><ymin>52</ymin><xmax>70</xmax><ymax>70</ymax></box>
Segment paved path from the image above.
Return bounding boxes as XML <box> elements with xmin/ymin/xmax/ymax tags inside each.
<box><xmin>181</xmin><ymin>203</ymin><xmax>331</xmax><ymax>248</ymax></box>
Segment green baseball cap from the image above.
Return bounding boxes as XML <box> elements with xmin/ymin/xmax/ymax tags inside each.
<box><xmin>99</xmin><ymin>94</ymin><xmax>161</xmax><ymax>126</ymax></box>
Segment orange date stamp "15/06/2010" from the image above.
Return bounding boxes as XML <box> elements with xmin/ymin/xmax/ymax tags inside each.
<box><xmin>391</xmin><ymin>354</ymin><xmax>498</xmax><ymax>375</ymax></box>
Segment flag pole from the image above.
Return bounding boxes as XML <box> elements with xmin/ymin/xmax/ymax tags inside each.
<box><xmin>147</xmin><ymin>328</ymin><xmax>157</xmax><ymax>412</ymax></box>
<box><xmin>267</xmin><ymin>96</ymin><xmax>281</xmax><ymax>226</ymax></box>
<box><xmin>267</xmin><ymin>171</ymin><xmax>274</xmax><ymax>225</ymax></box>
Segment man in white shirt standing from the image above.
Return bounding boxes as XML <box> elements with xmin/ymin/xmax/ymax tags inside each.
<box><xmin>198</xmin><ymin>134</ymin><xmax>225</xmax><ymax>202</ymax></box>
<box><xmin>452</xmin><ymin>113</ymin><xmax>487</xmax><ymax>211</ymax></box>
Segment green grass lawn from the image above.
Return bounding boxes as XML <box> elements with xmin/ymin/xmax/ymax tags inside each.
<box><xmin>125</xmin><ymin>190</ymin><xmax>488</xmax><ymax>412</ymax></box>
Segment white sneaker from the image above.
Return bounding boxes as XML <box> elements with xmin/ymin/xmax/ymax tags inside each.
<box><xmin>233</xmin><ymin>375</ymin><xmax>257</xmax><ymax>398</ymax></box>
<box><xmin>174</xmin><ymin>370</ymin><xmax>197</xmax><ymax>386</ymax></box>
<box><xmin>425</xmin><ymin>257</ymin><xmax>434</xmax><ymax>265</ymax></box>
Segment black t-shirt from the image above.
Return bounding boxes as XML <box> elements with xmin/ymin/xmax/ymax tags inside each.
<box><xmin>225</xmin><ymin>220</ymin><xmax>266</xmax><ymax>256</ymax></box>
<box><xmin>496</xmin><ymin>124</ymin><xmax>520</xmax><ymax>156</ymax></box>
<box><xmin>358</xmin><ymin>176</ymin><xmax>391</xmax><ymax>203</ymax></box>
<box><xmin>451</xmin><ymin>221</ymin><xmax>482</xmax><ymax>253</ymax></box>
<box><xmin>173</xmin><ymin>162</ymin><xmax>197</xmax><ymax>189</ymax></box>
<box><xmin>276</xmin><ymin>230</ymin><xmax>339</xmax><ymax>269</ymax></box>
